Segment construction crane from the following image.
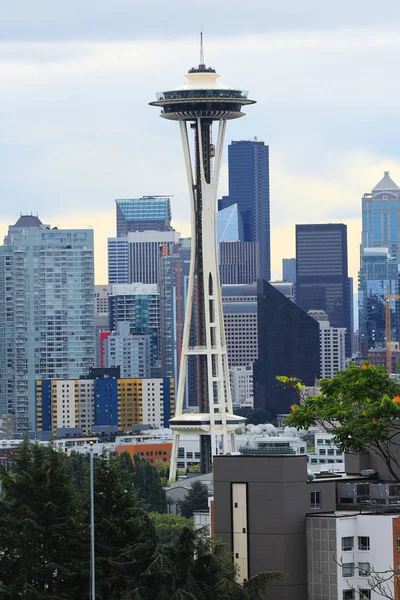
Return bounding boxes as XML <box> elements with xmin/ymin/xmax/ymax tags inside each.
<box><xmin>385</xmin><ymin>293</ymin><xmax>400</xmax><ymax>373</ymax></box>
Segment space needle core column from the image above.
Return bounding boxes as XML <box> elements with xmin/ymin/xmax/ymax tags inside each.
<box><xmin>150</xmin><ymin>41</ymin><xmax>256</xmax><ymax>482</ymax></box>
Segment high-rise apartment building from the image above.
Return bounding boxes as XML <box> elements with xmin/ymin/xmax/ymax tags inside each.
<box><xmin>108</xmin><ymin>237</ymin><xmax>129</xmax><ymax>284</ymax></box>
<box><xmin>254</xmin><ymin>280</ymin><xmax>320</xmax><ymax>416</ymax></box>
<box><xmin>116</xmin><ymin>196</ymin><xmax>173</xmax><ymax>237</ymax></box>
<box><xmin>103</xmin><ymin>321</ymin><xmax>151</xmax><ymax>378</ymax></box>
<box><xmin>220</xmin><ymin>140</ymin><xmax>270</xmax><ymax>281</ymax></box>
<box><xmin>222</xmin><ymin>290</ymin><xmax>258</xmax><ymax>367</ymax></box>
<box><xmin>308</xmin><ymin>310</ymin><xmax>346</xmax><ymax>378</ymax></box>
<box><xmin>282</xmin><ymin>258</ymin><xmax>296</xmax><ymax>284</ymax></box>
<box><xmin>219</xmin><ymin>241</ymin><xmax>260</xmax><ymax>284</ymax></box>
<box><xmin>128</xmin><ymin>230</ymin><xmax>181</xmax><ymax>284</ymax></box>
<box><xmin>230</xmin><ymin>365</ymin><xmax>254</xmax><ymax>407</ymax></box>
<box><xmin>0</xmin><ymin>215</ymin><xmax>95</xmax><ymax>431</ymax></box>
<box><xmin>108</xmin><ymin>283</ymin><xmax>160</xmax><ymax>374</ymax></box>
<box><xmin>358</xmin><ymin>248</ymin><xmax>399</xmax><ymax>349</ymax></box>
<box><xmin>296</xmin><ymin>223</ymin><xmax>351</xmax><ymax>356</ymax></box>
<box><xmin>95</xmin><ymin>284</ymin><xmax>112</xmax><ymax>315</ymax></box>
<box><xmin>361</xmin><ymin>171</ymin><xmax>400</xmax><ymax>260</ymax></box>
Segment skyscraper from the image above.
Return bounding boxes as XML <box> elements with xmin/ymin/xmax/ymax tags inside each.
<box><xmin>296</xmin><ymin>223</ymin><xmax>351</xmax><ymax>356</ymax></box>
<box><xmin>107</xmin><ymin>237</ymin><xmax>129</xmax><ymax>284</ymax></box>
<box><xmin>108</xmin><ymin>283</ymin><xmax>160</xmax><ymax>375</ymax></box>
<box><xmin>282</xmin><ymin>258</ymin><xmax>296</xmax><ymax>284</ymax></box>
<box><xmin>116</xmin><ymin>196</ymin><xmax>173</xmax><ymax>237</ymax></box>
<box><xmin>358</xmin><ymin>248</ymin><xmax>399</xmax><ymax>349</ymax></box>
<box><xmin>361</xmin><ymin>171</ymin><xmax>400</xmax><ymax>260</ymax></box>
<box><xmin>150</xmin><ymin>40</ymin><xmax>253</xmax><ymax>480</ymax></box>
<box><xmin>216</xmin><ymin>203</ymin><xmax>243</xmax><ymax>244</ymax></box>
<box><xmin>0</xmin><ymin>215</ymin><xmax>95</xmax><ymax>432</ymax></box>
<box><xmin>253</xmin><ymin>280</ymin><xmax>320</xmax><ymax>416</ymax></box>
<box><xmin>219</xmin><ymin>241</ymin><xmax>260</xmax><ymax>284</ymax></box>
<box><xmin>220</xmin><ymin>139</ymin><xmax>270</xmax><ymax>281</ymax></box>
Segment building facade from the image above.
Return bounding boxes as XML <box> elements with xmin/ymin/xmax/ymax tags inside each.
<box><xmin>127</xmin><ymin>230</ymin><xmax>181</xmax><ymax>284</ymax></box>
<box><xmin>358</xmin><ymin>247</ymin><xmax>399</xmax><ymax>350</ymax></box>
<box><xmin>361</xmin><ymin>171</ymin><xmax>400</xmax><ymax>260</ymax></box>
<box><xmin>230</xmin><ymin>365</ymin><xmax>254</xmax><ymax>407</ymax></box>
<box><xmin>0</xmin><ymin>216</ymin><xmax>95</xmax><ymax>432</ymax></box>
<box><xmin>254</xmin><ymin>280</ymin><xmax>320</xmax><ymax>416</ymax></box>
<box><xmin>107</xmin><ymin>237</ymin><xmax>129</xmax><ymax>284</ymax></box>
<box><xmin>219</xmin><ymin>241</ymin><xmax>260</xmax><ymax>284</ymax></box>
<box><xmin>116</xmin><ymin>196</ymin><xmax>173</xmax><ymax>237</ymax></box>
<box><xmin>309</xmin><ymin>311</ymin><xmax>347</xmax><ymax>379</ymax></box>
<box><xmin>220</xmin><ymin>140</ymin><xmax>271</xmax><ymax>281</ymax></box>
<box><xmin>296</xmin><ymin>223</ymin><xmax>351</xmax><ymax>357</ymax></box>
<box><xmin>283</xmin><ymin>257</ymin><xmax>296</xmax><ymax>284</ymax></box>
<box><xmin>108</xmin><ymin>283</ymin><xmax>160</xmax><ymax>374</ymax></box>
<box><xmin>36</xmin><ymin>375</ymin><xmax>175</xmax><ymax>432</ymax></box>
<box><xmin>216</xmin><ymin>203</ymin><xmax>243</xmax><ymax>244</ymax></box>
<box><xmin>103</xmin><ymin>321</ymin><xmax>152</xmax><ymax>378</ymax></box>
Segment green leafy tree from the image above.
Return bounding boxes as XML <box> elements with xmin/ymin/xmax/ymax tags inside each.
<box><xmin>179</xmin><ymin>480</ymin><xmax>209</xmax><ymax>518</ymax></box>
<box><xmin>233</xmin><ymin>406</ymin><xmax>273</xmax><ymax>425</ymax></box>
<box><xmin>281</xmin><ymin>362</ymin><xmax>400</xmax><ymax>481</ymax></box>
<box><xmin>0</xmin><ymin>439</ymin><xmax>88</xmax><ymax>599</ymax></box>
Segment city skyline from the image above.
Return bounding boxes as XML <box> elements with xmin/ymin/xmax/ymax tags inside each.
<box><xmin>2</xmin><ymin>3</ymin><xmax>400</xmax><ymax>286</ymax></box>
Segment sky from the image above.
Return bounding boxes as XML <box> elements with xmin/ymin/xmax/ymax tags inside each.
<box><xmin>2</xmin><ymin>0</ymin><xmax>400</xmax><ymax>289</ymax></box>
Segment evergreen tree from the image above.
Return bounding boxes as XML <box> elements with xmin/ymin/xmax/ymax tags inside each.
<box><xmin>0</xmin><ymin>439</ymin><xmax>88</xmax><ymax>599</ymax></box>
<box><xmin>179</xmin><ymin>481</ymin><xmax>209</xmax><ymax>518</ymax></box>
<box><xmin>132</xmin><ymin>455</ymin><xmax>167</xmax><ymax>513</ymax></box>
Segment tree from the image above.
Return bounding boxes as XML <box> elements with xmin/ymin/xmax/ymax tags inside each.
<box><xmin>0</xmin><ymin>439</ymin><xmax>88</xmax><ymax>599</ymax></box>
<box><xmin>234</xmin><ymin>406</ymin><xmax>273</xmax><ymax>425</ymax></box>
<box><xmin>281</xmin><ymin>362</ymin><xmax>400</xmax><ymax>481</ymax></box>
<box><xmin>132</xmin><ymin>454</ymin><xmax>167</xmax><ymax>513</ymax></box>
<box><xmin>150</xmin><ymin>512</ymin><xmax>194</xmax><ymax>546</ymax></box>
<box><xmin>179</xmin><ymin>480</ymin><xmax>209</xmax><ymax>518</ymax></box>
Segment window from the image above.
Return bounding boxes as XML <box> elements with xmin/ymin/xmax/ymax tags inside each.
<box><xmin>397</xmin><ymin>537</ymin><xmax>400</xmax><ymax>553</ymax></box>
<box><xmin>342</xmin><ymin>563</ymin><xmax>355</xmax><ymax>578</ymax></box>
<box><xmin>310</xmin><ymin>491</ymin><xmax>321</xmax><ymax>510</ymax></box>
<box><xmin>342</xmin><ymin>591</ymin><xmax>355</xmax><ymax>600</ymax></box>
<box><xmin>359</xmin><ymin>590</ymin><xmax>371</xmax><ymax>600</ymax></box>
<box><xmin>358</xmin><ymin>537</ymin><xmax>370</xmax><ymax>551</ymax></box>
<box><xmin>358</xmin><ymin>563</ymin><xmax>370</xmax><ymax>577</ymax></box>
<box><xmin>342</xmin><ymin>537</ymin><xmax>354</xmax><ymax>551</ymax></box>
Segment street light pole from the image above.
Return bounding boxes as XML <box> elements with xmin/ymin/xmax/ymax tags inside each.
<box><xmin>89</xmin><ymin>441</ymin><xmax>95</xmax><ymax>600</ymax></box>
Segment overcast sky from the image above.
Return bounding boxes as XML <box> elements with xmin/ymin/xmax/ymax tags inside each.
<box><xmin>2</xmin><ymin>0</ymin><xmax>400</xmax><ymax>287</ymax></box>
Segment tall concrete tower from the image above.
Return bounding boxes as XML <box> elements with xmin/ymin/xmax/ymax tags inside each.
<box><xmin>150</xmin><ymin>38</ymin><xmax>255</xmax><ymax>481</ymax></box>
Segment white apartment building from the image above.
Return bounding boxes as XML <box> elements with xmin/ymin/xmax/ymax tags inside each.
<box><xmin>0</xmin><ymin>216</ymin><xmax>95</xmax><ymax>432</ymax></box>
<box><xmin>95</xmin><ymin>284</ymin><xmax>112</xmax><ymax>315</ymax></box>
<box><xmin>309</xmin><ymin>311</ymin><xmax>346</xmax><ymax>379</ymax></box>
<box><xmin>308</xmin><ymin>431</ymin><xmax>345</xmax><ymax>471</ymax></box>
<box><xmin>230</xmin><ymin>365</ymin><xmax>254</xmax><ymax>407</ymax></box>
<box><xmin>104</xmin><ymin>321</ymin><xmax>151</xmax><ymax>378</ymax></box>
<box><xmin>308</xmin><ymin>511</ymin><xmax>400</xmax><ymax>600</ymax></box>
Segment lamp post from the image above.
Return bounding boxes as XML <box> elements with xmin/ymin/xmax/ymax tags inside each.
<box><xmin>89</xmin><ymin>440</ymin><xmax>95</xmax><ymax>600</ymax></box>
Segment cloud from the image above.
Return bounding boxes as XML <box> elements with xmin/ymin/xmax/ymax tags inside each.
<box><xmin>1</xmin><ymin>25</ymin><xmax>400</xmax><ymax>301</ymax></box>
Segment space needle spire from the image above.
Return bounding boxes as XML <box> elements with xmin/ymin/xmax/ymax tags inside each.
<box><xmin>150</xmin><ymin>43</ymin><xmax>256</xmax><ymax>482</ymax></box>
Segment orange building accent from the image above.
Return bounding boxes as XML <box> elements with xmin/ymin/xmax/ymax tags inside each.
<box><xmin>115</xmin><ymin>441</ymin><xmax>172</xmax><ymax>465</ymax></box>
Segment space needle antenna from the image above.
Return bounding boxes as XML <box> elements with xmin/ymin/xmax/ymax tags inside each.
<box><xmin>200</xmin><ymin>31</ymin><xmax>204</xmax><ymax>65</ymax></box>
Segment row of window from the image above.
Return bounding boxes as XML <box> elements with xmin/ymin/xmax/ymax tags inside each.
<box><xmin>342</xmin><ymin>562</ymin><xmax>370</xmax><ymax>577</ymax></box>
<box><xmin>343</xmin><ymin>589</ymin><xmax>370</xmax><ymax>600</ymax></box>
<box><xmin>342</xmin><ymin>536</ymin><xmax>370</xmax><ymax>551</ymax></box>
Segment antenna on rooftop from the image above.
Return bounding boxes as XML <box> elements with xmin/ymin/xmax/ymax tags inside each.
<box><xmin>200</xmin><ymin>31</ymin><xmax>204</xmax><ymax>65</ymax></box>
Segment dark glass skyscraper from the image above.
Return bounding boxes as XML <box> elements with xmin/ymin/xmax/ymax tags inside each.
<box><xmin>253</xmin><ymin>281</ymin><xmax>319</xmax><ymax>416</ymax></box>
<box><xmin>296</xmin><ymin>224</ymin><xmax>351</xmax><ymax>357</ymax></box>
<box><xmin>220</xmin><ymin>140</ymin><xmax>270</xmax><ymax>281</ymax></box>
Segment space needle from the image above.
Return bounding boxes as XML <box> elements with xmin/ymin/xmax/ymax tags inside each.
<box><xmin>150</xmin><ymin>35</ymin><xmax>256</xmax><ymax>481</ymax></box>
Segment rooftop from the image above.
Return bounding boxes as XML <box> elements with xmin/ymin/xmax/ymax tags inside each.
<box><xmin>116</xmin><ymin>197</ymin><xmax>172</xmax><ymax>223</ymax></box>
<box><xmin>372</xmin><ymin>171</ymin><xmax>400</xmax><ymax>193</ymax></box>
<box><xmin>13</xmin><ymin>214</ymin><xmax>42</xmax><ymax>228</ymax></box>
